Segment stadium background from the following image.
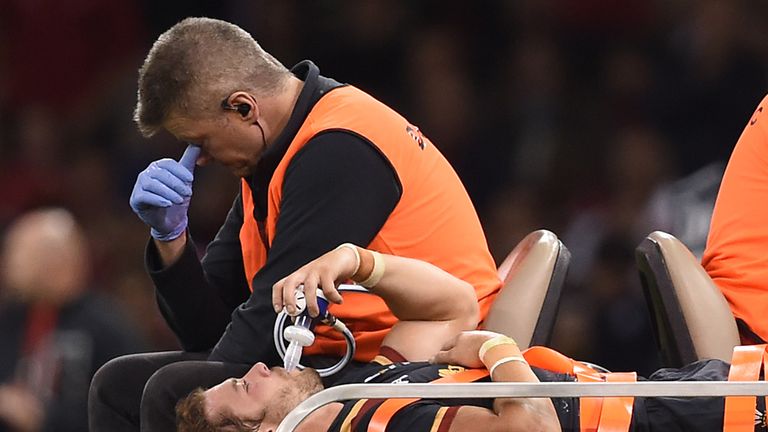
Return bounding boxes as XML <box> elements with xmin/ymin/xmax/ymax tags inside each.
<box><xmin>2</xmin><ymin>0</ymin><xmax>768</xmax><ymax>377</ymax></box>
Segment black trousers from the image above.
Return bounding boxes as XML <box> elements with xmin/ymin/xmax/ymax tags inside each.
<box><xmin>87</xmin><ymin>351</ymin><xmax>250</xmax><ymax>432</ymax></box>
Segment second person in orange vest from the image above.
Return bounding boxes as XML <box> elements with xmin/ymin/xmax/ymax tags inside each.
<box><xmin>90</xmin><ymin>17</ymin><xmax>501</xmax><ymax>432</ymax></box>
<box><xmin>703</xmin><ymin>94</ymin><xmax>768</xmax><ymax>345</ymax></box>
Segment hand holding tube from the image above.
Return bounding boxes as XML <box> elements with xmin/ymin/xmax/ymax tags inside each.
<box><xmin>276</xmin><ymin>287</ymin><xmax>356</xmax><ymax>375</ymax></box>
<box><xmin>272</xmin><ymin>245</ymin><xmax>357</xmax><ymax>316</ymax></box>
<box><xmin>282</xmin><ymin>288</ymin><xmax>325</xmax><ymax>371</ymax></box>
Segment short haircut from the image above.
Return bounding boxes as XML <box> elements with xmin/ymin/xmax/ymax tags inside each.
<box><xmin>176</xmin><ymin>388</ymin><xmax>262</xmax><ymax>432</ymax></box>
<box><xmin>134</xmin><ymin>17</ymin><xmax>290</xmax><ymax>137</ymax></box>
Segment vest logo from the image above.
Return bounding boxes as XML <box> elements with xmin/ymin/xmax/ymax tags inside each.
<box><xmin>406</xmin><ymin>124</ymin><xmax>426</xmax><ymax>150</ymax></box>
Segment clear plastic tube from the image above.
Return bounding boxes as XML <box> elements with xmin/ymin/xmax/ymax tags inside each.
<box><xmin>283</xmin><ymin>323</ymin><xmax>314</xmax><ymax>371</ymax></box>
<box><xmin>284</xmin><ymin>340</ymin><xmax>302</xmax><ymax>372</ymax></box>
<box><xmin>275</xmin><ymin>286</ymin><xmax>364</xmax><ymax>376</ymax></box>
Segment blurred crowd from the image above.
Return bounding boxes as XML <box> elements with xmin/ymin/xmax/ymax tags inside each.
<box><xmin>1</xmin><ymin>1</ymin><xmax>768</xmax><ymax>403</ymax></box>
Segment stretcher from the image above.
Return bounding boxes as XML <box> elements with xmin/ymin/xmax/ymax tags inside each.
<box><xmin>276</xmin><ymin>230</ymin><xmax>763</xmax><ymax>431</ymax></box>
<box><xmin>276</xmin><ymin>379</ymin><xmax>768</xmax><ymax>432</ymax></box>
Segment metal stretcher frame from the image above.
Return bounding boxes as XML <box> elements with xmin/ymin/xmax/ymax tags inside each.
<box><xmin>275</xmin><ymin>381</ymin><xmax>768</xmax><ymax>432</ymax></box>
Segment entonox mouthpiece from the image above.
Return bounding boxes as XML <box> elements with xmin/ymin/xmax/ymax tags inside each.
<box><xmin>283</xmin><ymin>341</ymin><xmax>302</xmax><ymax>372</ymax></box>
<box><xmin>282</xmin><ymin>322</ymin><xmax>314</xmax><ymax>371</ymax></box>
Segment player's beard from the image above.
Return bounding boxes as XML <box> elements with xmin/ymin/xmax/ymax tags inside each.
<box><xmin>268</xmin><ymin>368</ymin><xmax>324</xmax><ymax>423</ymax></box>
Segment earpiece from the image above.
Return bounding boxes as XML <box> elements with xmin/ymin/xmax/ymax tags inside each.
<box><xmin>220</xmin><ymin>96</ymin><xmax>252</xmax><ymax>117</ymax></box>
<box><xmin>234</xmin><ymin>103</ymin><xmax>251</xmax><ymax>117</ymax></box>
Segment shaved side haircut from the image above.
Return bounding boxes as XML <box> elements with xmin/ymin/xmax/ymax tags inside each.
<box><xmin>135</xmin><ymin>17</ymin><xmax>290</xmax><ymax>137</ymax></box>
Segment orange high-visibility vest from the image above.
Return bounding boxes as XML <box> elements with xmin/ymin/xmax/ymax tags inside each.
<box><xmin>703</xmin><ymin>94</ymin><xmax>768</xmax><ymax>343</ymax></box>
<box><xmin>239</xmin><ymin>85</ymin><xmax>501</xmax><ymax>361</ymax></box>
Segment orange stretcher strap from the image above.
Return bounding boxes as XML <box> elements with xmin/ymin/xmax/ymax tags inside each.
<box><xmin>596</xmin><ymin>372</ymin><xmax>637</xmax><ymax>432</ymax></box>
<box><xmin>524</xmin><ymin>346</ymin><xmax>579</xmax><ymax>374</ymax></box>
<box><xmin>524</xmin><ymin>346</ymin><xmax>602</xmax><ymax>378</ymax></box>
<box><xmin>366</xmin><ymin>369</ymin><xmax>488</xmax><ymax>432</ymax></box>
<box><xmin>577</xmin><ymin>372</ymin><xmax>604</xmax><ymax>432</ymax></box>
<box><xmin>524</xmin><ymin>346</ymin><xmax>635</xmax><ymax>432</ymax></box>
<box><xmin>724</xmin><ymin>344</ymin><xmax>768</xmax><ymax>432</ymax></box>
<box><xmin>573</xmin><ymin>371</ymin><xmax>637</xmax><ymax>432</ymax></box>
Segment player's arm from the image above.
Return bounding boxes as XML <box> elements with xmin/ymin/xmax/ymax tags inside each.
<box><xmin>273</xmin><ymin>245</ymin><xmax>480</xmax><ymax>360</ymax></box>
<box><xmin>431</xmin><ymin>331</ymin><xmax>561</xmax><ymax>432</ymax></box>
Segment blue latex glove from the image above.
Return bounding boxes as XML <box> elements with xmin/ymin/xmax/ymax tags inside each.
<box><xmin>129</xmin><ymin>145</ymin><xmax>201</xmax><ymax>241</ymax></box>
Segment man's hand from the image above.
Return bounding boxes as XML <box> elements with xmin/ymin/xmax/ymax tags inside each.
<box><xmin>429</xmin><ymin>330</ymin><xmax>504</xmax><ymax>368</ymax></box>
<box><xmin>272</xmin><ymin>245</ymin><xmax>356</xmax><ymax>317</ymax></box>
<box><xmin>129</xmin><ymin>145</ymin><xmax>200</xmax><ymax>241</ymax></box>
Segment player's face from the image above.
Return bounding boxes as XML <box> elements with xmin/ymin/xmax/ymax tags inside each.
<box><xmin>203</xmin><ymin>363</ymin><xmax>323</xmax><ymax>425</ymax></box>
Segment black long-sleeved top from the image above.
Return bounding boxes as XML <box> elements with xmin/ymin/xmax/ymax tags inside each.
<box><xmin>146</xmin><ymin>61</ymin><xmax>402</xmax><ymax>364</ymax></box>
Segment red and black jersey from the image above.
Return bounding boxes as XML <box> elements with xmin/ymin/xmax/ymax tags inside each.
<box><xmin>326</xmin><ymin>354</ymin><xmax>578</xmax><ymax>432</ymax></box>
<box><xmin>326</xmin><ymin>354</ymin><xmax>750</xmax><ymax>432</ymax></box>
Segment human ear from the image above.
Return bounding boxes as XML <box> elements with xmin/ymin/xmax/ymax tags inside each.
<box><xmin>227</xmin><ymin>92</ymin><xmax>259</xmax><ymax>121</ymax></box>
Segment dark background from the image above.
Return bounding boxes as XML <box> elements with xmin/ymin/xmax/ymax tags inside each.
<box><xmin>2</xmin><ymin>0</ymin><xmax>768</xmax><ymax>376</ymax></box>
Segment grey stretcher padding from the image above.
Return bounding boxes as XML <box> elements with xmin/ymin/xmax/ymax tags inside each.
<box><xmin>484</xmin><ymin>229</ymin><xmax>570</xmax><ymax>349</ymax></box>
<box><xmin>635</xmin><ymin>231</ymin><xmax>740</xmax><ymax>367</ymax></box>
